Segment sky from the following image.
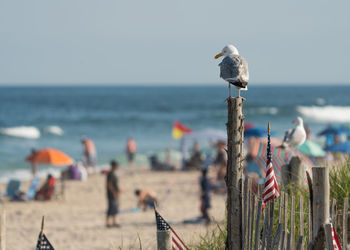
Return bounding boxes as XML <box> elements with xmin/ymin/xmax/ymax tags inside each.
<box><xmin>0</xmin><ymin>0</ymin><xmax>349</xmax><ymax>85</ymax></box>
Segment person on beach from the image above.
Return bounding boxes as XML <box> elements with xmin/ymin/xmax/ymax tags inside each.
<box><xmin>199</xmin><ymin>168</ymin><xmax>211</xmax><ymax>224</ymax></box>
<box><xmin>134</xmin><ymin>189</ymin><xmax>158</xmax><ymax>211</ymax></box>
<box><xmin>27</xmin><ymin>148</ymin><xmax>38</xmax><ymax>176</ymax></box>
<box><xmin>81</xmin><ymin>136</ymin><xmax>97</xmax><ymax>170</ymax></box>
<box><xmin>35</xmin><ymin>174</ymin><xmax>56</xmax><ymax>201</ymax></box>
<box><xmin>106</xmin><ymin>160</ymin><xmax>120</xmax><ymax>228</ymax></box>
<box><xmin>125</xmin><ymin>137</ymin><xmax>137</xmax><ymax>166</ymax></box>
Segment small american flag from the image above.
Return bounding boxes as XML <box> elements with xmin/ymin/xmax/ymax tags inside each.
<box><xmin>36</xmin><ymin>232</ymin><xmax>54</xmax><ymax>250</ymax></box>
<box><xmin>155</xmin><ymin>209</ymin><xmax>189</xmax><ymax>250</ymax></box>
<box><xmin>262</xmin><ymin>123</ymin><xmax>280</xmax><ymax>203</ymax></box>
<box><xmin>331</xmin><ymin>223</ymin><xmax>341</xmax><ymax>250</ymax></box>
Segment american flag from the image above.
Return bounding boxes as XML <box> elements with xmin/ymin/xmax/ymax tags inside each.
<box><xmin>155</xmin><ymin>209</ymin><xmax>189</xmax><ymax>250</ymax></box>
<box><xmin>36</xmin><ymin>232</ymin><xmax>54</xmax><ymax>250</ymax></box>
<box><xmin>331</xmin><ymin>223</ymin><xmax>342</xmax><ymax>250</ymax></box>
<box><xmin>262</xmin><ymin>123</ymin><xmax>280</xmax><ymax>203</ymax></box>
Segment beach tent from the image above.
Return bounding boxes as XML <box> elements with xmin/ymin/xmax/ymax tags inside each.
<box><xmin>298</xmin><ymin>140</ymin><xmax>326</xmax><ymax>157</ymax></box>
<box><xmin>248</xmin><ymin>139</ymin><xmax>315</xmax><ymax>184</ymax></box>
<box><xmin>180</xmin><ymin>129</ymin><xmax>226</xmax><ymax>169</ymax></box>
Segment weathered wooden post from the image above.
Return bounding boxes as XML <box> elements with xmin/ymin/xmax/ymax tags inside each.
<box><xmin>226</xmin><ymin>96</ymin><xmax>244</xmax><ymax>250</ymax></box>
<box><xmin>312</xmin><ymin>167</ymin><xmax>330</xmax><ymax>240</ymax></box>
<box><xmin>290</xmin><ymin>156</ymin><xmax>303</xmax><ymax>188</ymax></box>
<box><xmin>157</xmin><ymin>230</ymin><xmax>172</xmax><ymax>250</ymax></box>
<box><xmin>0</xmin><ymin>210</ymin><xmax>5</xmax><ymax>250</ymax></box>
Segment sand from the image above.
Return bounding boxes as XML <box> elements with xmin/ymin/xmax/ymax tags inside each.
<box><xmin>1</xmin><ymin>167</ymin><xmax>226</xmax><ymax>249</ymax></box>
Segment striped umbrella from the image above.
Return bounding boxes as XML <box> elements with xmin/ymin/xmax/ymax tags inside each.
<box><xmin>248</xmin><ymin>138</ymin><xmax>314</xmax><ymax>183</ymax></box>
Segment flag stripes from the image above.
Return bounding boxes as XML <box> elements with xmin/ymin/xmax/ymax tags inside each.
<box><xmin>155</xmin><ymin>209</ymin><xmax>188</xmax><ymax>250</ymax></box>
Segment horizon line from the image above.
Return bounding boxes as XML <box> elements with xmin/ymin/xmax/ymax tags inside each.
<box><xmin>0</xmin><ymin>82</ymin><xmax>349</xmax><ymax>87</ymax></box>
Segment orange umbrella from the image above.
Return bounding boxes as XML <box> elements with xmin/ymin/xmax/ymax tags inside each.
<box><xmin>26</xmin><ymin>148</ymin><xmax>73</xmax><ymax>166</ymax></box>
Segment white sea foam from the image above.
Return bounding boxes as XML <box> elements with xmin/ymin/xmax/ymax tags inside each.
<box><xmin>0</xmin><ymin>126</ymin><xmax>40</xmax><ymax>139</ymax></box>
<box><xmin>44</xmin><ymin>125</ymin><xmax>64</xmax><ymax>136</ymax></box>
<box><xmin>297</xmin><ymin>105</ymin><xmax>350</xmax><ymax>122</ymax></box>
<box><xmin>248</xmin><ymin>107</ymin><xmax>279</xmax><ymax>115</ymax></box>
<box><xmin>0</xmin><ymin>168</ymin><xmax>61</xmax><ymax>184</ymax></box>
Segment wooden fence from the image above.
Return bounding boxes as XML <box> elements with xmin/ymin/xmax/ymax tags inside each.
<box><xmin>240</xmin><ymin>177</ymin><xmax>349</xmax><ymax>250</ymax></box>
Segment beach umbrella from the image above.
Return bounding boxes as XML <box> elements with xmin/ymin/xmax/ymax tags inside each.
<box><xmin>248</xmin><ymin>140</ymin><xmax>315</xmax><ymax>183</ymax></box>
<box><xmin>298</xmin><ymin>140</ymin><xmax>326</xmax><ymax>157</ymax></box>
<box><xmin>318</xmin><ymin>125</ymin><xmax>350</xmax><ymax>136</ymax></box>
<box><xmin>244</xmin><ymin>126</ymin><xmax>275</xmax><ymax>138</ymax></box>
<box><xmin>324</xmin><ymin>141</ymin><xmax>350</xmax><ymax>153</ymax></box>
<box><xmin>26</xmin><ymin>148</ymin><xmax>73</xmax><ymax>166</ymax></box>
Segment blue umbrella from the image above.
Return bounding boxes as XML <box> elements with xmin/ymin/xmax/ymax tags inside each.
<box><xmin>318</xmin><ymin>125</ymin><xmax>350</xmax><ymax>136</ymax></box>
<box><xmin>245</xmin><ymin>127</ymin><xmax>275</xmax><ymax>138</ymax></box>
<box><xmin>324</xmin><ymin>141</ymin><xmax>350</xmax><ymax>153</ymax></box>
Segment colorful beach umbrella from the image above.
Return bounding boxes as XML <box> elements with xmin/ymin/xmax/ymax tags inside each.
<box><xmin>26</xmin><ymin>148</ymin><xmax>73</xmax><ymax>166</ymax></box>
<box><xmin>325</xmin><ymin>141</ymin><xmax>350</xmax><ymax>153</ymax></box>
<box><xmin>298</xmin><ymin>140</ymin><xmax>326</xmax><ymax>157</ymax></box>
<box><xmin>248</xmin><ymin>139</ymin><xmax>314</xmax><ymax>183</ymax></box>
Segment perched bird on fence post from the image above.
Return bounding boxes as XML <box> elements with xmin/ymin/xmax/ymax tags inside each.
<box><xmin>214</xmin><ymin>45</ymin><xmax>249</xmax><ymax>97</ymax></box>
<box><xmin>280</xmin><ymin>117</ymin><xmax>306</xmax><ymax>148</ymax></box>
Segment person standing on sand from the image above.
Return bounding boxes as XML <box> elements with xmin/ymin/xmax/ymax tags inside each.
<box><xmin>125</xmin><ymin>137</ymin><xmax>137</xmax><ymax>166</ymax></box>
<box><xmin>81</xmin><ymin>136</ymin><xmax>97</xmax><ymax>170</ymax></box>
<box><xmin>106</xmin><ymin>160</ymin><xmax>121</xmax><ymax>228</ymax></box>
<box><xmin>28</xmin><ymin>148</ymin><xmax>38</xmax><ymax>176</ymax></box>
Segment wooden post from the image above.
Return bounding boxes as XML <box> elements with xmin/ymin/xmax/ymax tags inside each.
<box><xmin>249</xmin><ymin>195</ymin><xmax>255</xmax><ymax>250</ymax></box>
<box><xmin>253</xmin><ymin>200</ymin><xmax>262</xmax><ymax>250</ymax></box>
<box><xmin>324</xmin><ymin>223</ymin><xmax>334</xmax><ymax>250</ymax></box>
<box><xmin>291</xmin><ymin>196</ymin><xmax>295</xmax><ymax>250</ymax></box>
<box><xmin>284</xmin><ymin>193</ymin><xmax>289</xmax><ymax>250</ymax></box>
<box><xmin>279</xmin><ymin>191</ymin><xmax>284</xmax><ymax>224</ymax></box>
<box><xmin>157</xmin><ymin>230</ymin><xmax>172</xmax><ymax>250</ymax></box>
<box><xmin>331</xmin><ymin>199</ymin><xmax>337</xmax><ymax>228</ymax></box>
<box><xmin>261</xmin><ymin>202</ymin><xmax>269</xmax><ymax>250</ymax></box>
<box><xmin>226</xmin><ymin>96</ymin><xmax>244</xmax><ymax>250</ymax></box>
<box><xmin>281</xmin><ymin>164</ymin><xmax>290</xmax><ymax>187</ymax></box>
<box><xmin>242</xmin><ymin>178</ymin><xmax>248</xmax><ymax>250</ymax></box>
<box><xmin>246</xmin><ymin>179</ymin><xmax>252</xmax><ymax>250</ymax></box>
<box><xmin>266</xmin><ymin>200</ymin><xmax>275</xmax><ymax>250</ymax></box>
<box><xmin>299</xmin><ymin>196</ymin><xmax>304</xmax><ymax>250</ymax></box>
<box><xmin>343</xmin><ymin>197</ymin><xmax>348</xmax><ymax>250</ymax></box>
<box><xmin>312</xmin><ymin>167</ymin><xmax>330</xmax><ymax>240</ymax></box>
<box><xmin>290</xmin><ymin>157</ymin><xmax>303</xmax><ymax>189</ymax></box>
<box><xmin>308</xmin><ymin>199</ymin><xmax>312</xmax><ymax>246</ymax></box>
<box><xmin>0</xmin><ymin>210</ymin><xmax>5</xmax><ymax>250</ymax></box>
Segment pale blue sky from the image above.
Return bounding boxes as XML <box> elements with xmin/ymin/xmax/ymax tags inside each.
<box><xmin>0</xmin><ymin>0</ymin><xmax>349</xmax><ymax>85</ymax></box>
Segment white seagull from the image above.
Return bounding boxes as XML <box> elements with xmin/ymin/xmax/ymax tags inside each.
<box><xmin>214</xmin><ymin>45</ymin><xmax>249</xmax><ymax>97</ymax></box>
<box><xmin>281</xmin><ymin>117</ymin><xmax>306</xmax><ymax>148</ymax></box>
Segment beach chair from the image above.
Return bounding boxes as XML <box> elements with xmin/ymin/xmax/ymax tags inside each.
<box><xmin>26</xmin><ymin>178</ymin><xmax>40</xmax><ymax>200</ymax></box>
<box><xmin>6</xmin><ymin>179</ymin><xmax>21</xmax><ymax>198</ymax></box>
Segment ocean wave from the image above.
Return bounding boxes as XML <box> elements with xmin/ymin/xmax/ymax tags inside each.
<box><xmin>44</xmin><ymin>125</ymin><xmax>64</xmax><ymax>136</ymax></box>
<box><xmin>297</xmin><ymin>106</ymin><xmax>350</xmax><ymax>122</ymax></box>
<box><xmin>0</xmin><ymin>126</ymin><xmax>40</xmax><ymax>139</ymax></box>
<box><xmin>246</xmin><ymin>107</ymin><xmax>279</xmax><ymax>115</ymax></box>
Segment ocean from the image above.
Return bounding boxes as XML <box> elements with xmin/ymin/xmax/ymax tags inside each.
<box><xmin>0</xmin><ymin>85</ymin><xmax>349</xmax><ymax>181</ymax></box>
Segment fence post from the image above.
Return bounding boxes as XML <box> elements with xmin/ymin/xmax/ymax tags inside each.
<box><xmin>290</xmin><ymin>156</ymin><xmax>303</xmax><ymax>189</ymax></box>
<box><xmin>249</xmin><ymin>195</ymin><xmax>255</xmax><ymax>250</ymax></box>
<box><xmin>157</xmin><ymin>230</ymin><xmax>172</xmax><ymax>250</ymax></box>
<box><xmin>291</xmin><ymin>196</ymin><xmax>295</xmax><ymax>250</ymax></box>
<box><xmin>0</xmin><ymin>210</ymin><xmax>5</xmax><ymax>250</ymax></box>
<box><xmin>343</xmin><ymin>197</ymin><xmax>348</xmax><ymax>250</ymax></box>
<box><xmin>226</xmin><ymin>96</ymin><xmax>244</xmax><ymax>250</ymax></box>
<box><xmin>299</xmin><ymin>196</ymin><xmax>304</xmax><ymax>250</ymax></box>
<box><xmin>312</xmin><ymin>167</ymin><xmax>330</xmax><ymax>240</ymax></box>
<box><xmin>254</xmin><ymin>200</ymin><xmax>262</xmax><ymax>250</ymax></box>
<box><xmin>324</xmin><ymin>223</ymin><xmax>333</xmax><ymax>250</ymax></box>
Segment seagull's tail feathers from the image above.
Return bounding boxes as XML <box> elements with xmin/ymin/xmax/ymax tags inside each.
<box><xmin>227</xmin><ymin>79</ymin><xmax>248</xmax><ymax>90</ymax></box>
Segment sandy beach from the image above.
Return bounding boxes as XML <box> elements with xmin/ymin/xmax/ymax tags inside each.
<box><xmin>1</xmin><ymin>167</ymin><xmax>225</xmax><ymax>249</ymax></box>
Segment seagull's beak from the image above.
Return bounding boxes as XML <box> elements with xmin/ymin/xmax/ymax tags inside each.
<box><xmin>214</xmin><ymin>53</ymin><xmax>223</xmax><ymax>59</ymax></box>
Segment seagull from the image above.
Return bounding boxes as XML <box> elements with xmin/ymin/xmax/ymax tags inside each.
<box><xmin>280</xmin><ymin>117</ymin><xmax>306</xmax><ymax>148</ymax></box>
<box><xmin>214</xmin><ymin>45</ymin><xmax>249</xmax><ymax>97</ymax></box>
